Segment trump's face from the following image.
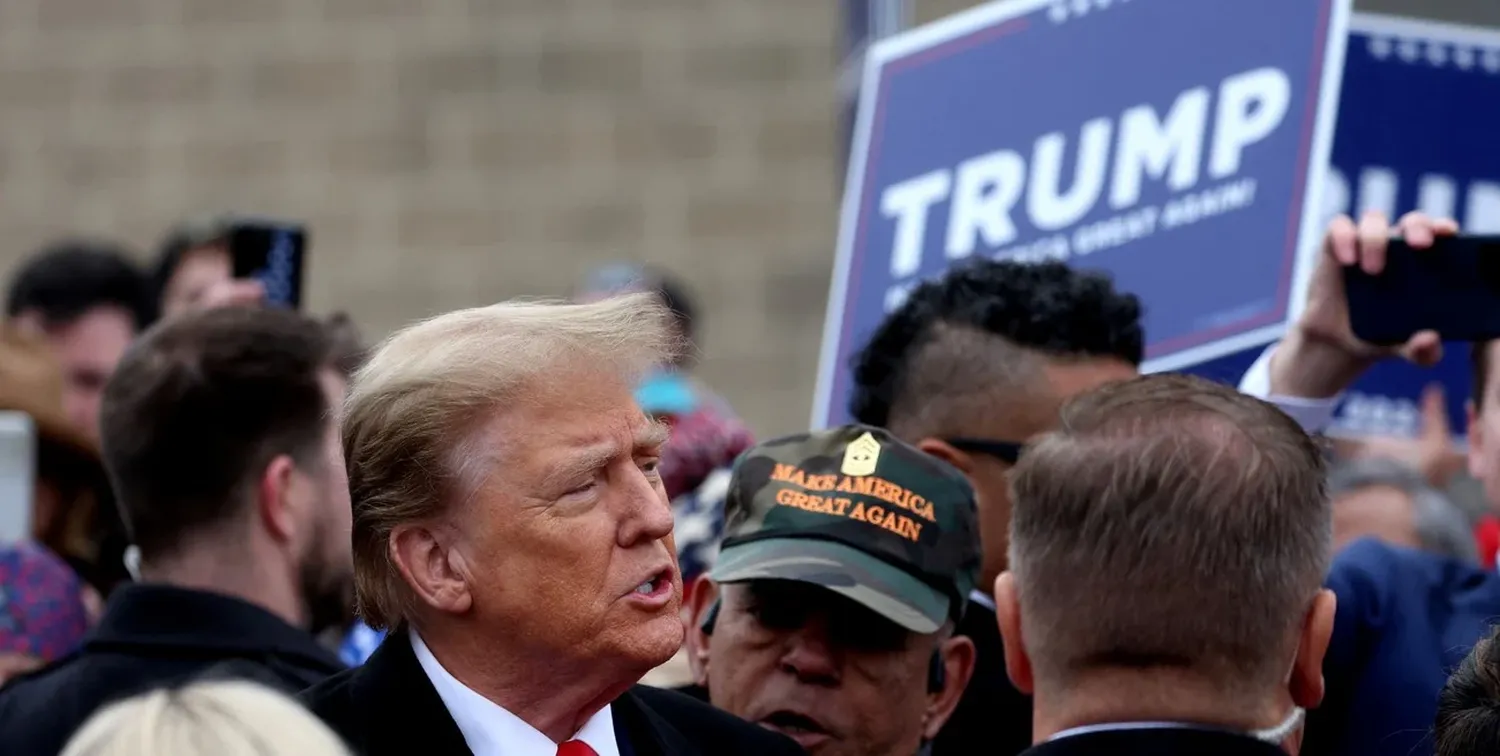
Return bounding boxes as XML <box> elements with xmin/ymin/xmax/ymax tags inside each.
<box><xmin>453</xmin><ymin>367</ymin><xmax>683</xmax><ymax>675</ymax></box>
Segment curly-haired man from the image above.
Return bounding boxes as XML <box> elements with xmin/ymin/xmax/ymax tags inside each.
<box><xmin>849</xmin><ymin>259</ymin><xmax>1144</xmax><ymax>756</ymax></box>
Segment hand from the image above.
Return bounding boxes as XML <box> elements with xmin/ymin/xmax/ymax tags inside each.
<box><xmin>196</xmin><ymin>279</ymin><xmax>266</xmax><ymax>312</ymax></box>
<box><xmin>1340</xmin><ymin>383</ymin><xmax>1466</xmax><ymax>487</ymax></box>
<box><xmin>1270</xmin><ymin>211</ymin><xmax>1458</xmax><ymax>398</ymax></box>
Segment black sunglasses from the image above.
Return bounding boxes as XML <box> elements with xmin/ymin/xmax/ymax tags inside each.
<box><xmin>945</xmin><ymin>438</ymin><xmax>1025</xmax><ymax>464</ymax></box>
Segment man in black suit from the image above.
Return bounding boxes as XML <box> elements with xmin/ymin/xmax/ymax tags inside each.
<box><xmin>299</xmin><ymin>295</ymin><xmax>799</xmax><ymax>756</ymax></box>
<box><xmin>681</xmin><ymin>425</ymin><xmax>980</xmax><ymax>756</ymax></box>
<box><xmin>0</xmin><ymin>307</ymin><xmax>354</xmax><ymax>755</ymax></box>
<box><xmin>994</xmin><ymin>375</ymin><xmax>1334</xmax><ymax>755</ymax></box>
<box><xmin>849</xmin><ymin>260</ymin><xmax>1145</xmax><ymax>755</ymax></box>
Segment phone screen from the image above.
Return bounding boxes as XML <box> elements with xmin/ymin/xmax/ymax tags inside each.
<box><xmin>0</xmin><ymin>412</ymin><xmax>36</xmax><ymax>544</ymax></box>
<box><xmin>229</xmin><ymin>222</ymin><xmax>306</xmax><ymax>309</ymax></box>
<box><xmin>1344</xmin><ymin>234</ymin><xmax>1500</xmax><ymax>344</ymax></box>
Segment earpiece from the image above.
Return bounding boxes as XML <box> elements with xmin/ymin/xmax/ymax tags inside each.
<box><xmin>927</xmin><ymin>648</ymin><xmax>946</xmax><ymax>693</ymax></box>
<box><xmin>700</xmin><ymin>598</ymin><xmax>721</xmax><ymax>635</ymax></box>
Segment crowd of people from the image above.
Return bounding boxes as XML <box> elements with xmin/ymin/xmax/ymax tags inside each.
<box><xmin>1</xmin><ymin>208</ymin><xmax>1500</xmax><ymax>756</ymax></box>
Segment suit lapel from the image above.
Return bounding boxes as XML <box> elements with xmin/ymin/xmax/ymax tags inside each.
<box><xmin>354</xmin><ymin>632</ymin><xmax>473</xmax><ymax>756</ymax></box>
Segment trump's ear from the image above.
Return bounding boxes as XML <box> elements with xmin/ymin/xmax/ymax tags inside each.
<box><xmin>390</xmin><ymin>524</ymin><xmax>473</xmax><ymax>615</ymax></box>
<box><xmin>685</xmin><ymin>576</ymin><xmax>719</xmax><ymax>687</ymax></box>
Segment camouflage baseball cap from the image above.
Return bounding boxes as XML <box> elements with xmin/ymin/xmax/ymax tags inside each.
<box><xmin>710</xmin><ymin>425</ymin><xmax>981</xmax><ymax>634</ymax></box>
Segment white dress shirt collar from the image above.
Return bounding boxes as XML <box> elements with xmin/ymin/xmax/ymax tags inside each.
<box><xmin>1049</xmin><ymin>721</ymin><xmax>1194</xmax><ymax>741</ymax></box>
<box><xmin>1049</xmin><ymin>707</ymin><xmax>1305</xmax><ymax>746</ymax></box>
<box><xmin>968</xmin><ymin>588</ymin><xmax>997</xmax><ymax>613</ymax></box>
<box><xmin>410</xmin><ymin>628</ymin><xmax>621</xmax><ymax>756</ymax></box>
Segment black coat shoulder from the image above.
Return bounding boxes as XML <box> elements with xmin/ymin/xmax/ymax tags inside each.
<box><xmin>628</xmin><ymin>685</ymin><xmax>802</xmax><ymax>756</ymax></box>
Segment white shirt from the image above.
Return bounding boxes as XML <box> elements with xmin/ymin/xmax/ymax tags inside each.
<box><xmin>410</xmin><ymin>629</ymin><xmax>622</xmax><ymax>756</ymax></box>
<box><xmin>1051</xmin><ymin>708</ymin><xmax>1305</xmax><ymax>745</ymax></box>
<box><xmin>1050</xmin><ymin>721</ymin><xmax>1193</xmax><ymax>741</ymax></box>
<box><xmin>968</xmin><ymin>588</ymin><xmax>997</xmax><ymax>613</ymax></box>
<box><xmin>1238</xmin><ymin>344</ymin><xmax>1341</xmax><ymax>434</ymax></box>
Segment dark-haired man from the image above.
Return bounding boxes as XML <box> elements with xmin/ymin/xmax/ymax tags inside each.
<box><xmin>849</xmin><ymin>259</ymin><xmax>1143</xmax><ymax>754</ymax></box>
<box><xmin>6</xmin><ymin>241</ymin><xmax>154</xmax><ymax>446</ymax></box>
<box><xmin>0</xmin><ymin>307</ymin><xmax>351</xmax><ymax>755</ymax></box>
<box><xmin>684</xmin><ymin>425</ymin><xmax>981</xmax><ymax>756</ymax></box>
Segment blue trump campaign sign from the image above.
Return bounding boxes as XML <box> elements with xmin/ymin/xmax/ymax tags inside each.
<box><xmin>1187</xmin><ymin>14</ymin><xmax>1500</xmax><ymax>440</ymax></box>
<box><xmin>813</xmin><ymin>0</ymin><xmax>1352</xmax><ymax>428</ymax></box>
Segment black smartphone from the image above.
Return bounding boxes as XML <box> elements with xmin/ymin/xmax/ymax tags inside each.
<box><xmin>1344</xmin><ymin>234</ymin><xmax>1500</xmax><ymax>345</ymax></box>
<box><xmin>229</xmin><ymin>220</ymin><xmax>306</xmax><ymax>309</ymax></box>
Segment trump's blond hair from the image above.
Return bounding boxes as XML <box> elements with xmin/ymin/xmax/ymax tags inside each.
<box><xmin>344</xmin><ymin>293</ymin><xmax>678</xmax><ymax>628</ymax></box>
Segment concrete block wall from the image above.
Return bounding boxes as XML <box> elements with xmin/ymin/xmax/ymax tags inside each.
<box><xmin>0</xmin><ymin>0</ymin><xmax>840</xmax><ymax>437</ymax></box>
<box><xmin>9</xmin><ymin>0</ymin><xmax>1480</xmax><ymax>438</ymax></box>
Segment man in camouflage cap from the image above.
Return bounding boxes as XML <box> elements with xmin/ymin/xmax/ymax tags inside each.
<box><xmin>683</xmin><ymin>424</ymin><xmax>981</xmax><ymax>756</ymax></box>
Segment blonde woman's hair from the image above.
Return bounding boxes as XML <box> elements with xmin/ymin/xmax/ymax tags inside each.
<box><xmin>60</xmin><ymin>680</ymin><xmax>350</xmax><ymax>756</ymax></box>
<box><xmin>343</xmin><ymin>293</ymin><xmax>679</xmax><ymax>629</ymax></box>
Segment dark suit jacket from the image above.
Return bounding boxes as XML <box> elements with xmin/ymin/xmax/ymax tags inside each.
<box><xmin>1313</xmin><ymin>538</ymin><xmax>1499</xmax><ymax>756</ymax></box>
<box><xmin>932</xmin><ymin>600</ymin><xmax>1033</xmax><ymax>755</ymax></box>
<box><xmin>0</xmin><ymin>583</ymin><xmax>344</xmax><ymax>756</ymax></box>
<box><xmin>298</xmin><ymin>631</ymin><xmax>803</xmax><ymax>756</ymax></box>
<box><xmin>1022</xmin><ymin>727</ymin><xmax>1287</xmax><ymax>756</ymax></box>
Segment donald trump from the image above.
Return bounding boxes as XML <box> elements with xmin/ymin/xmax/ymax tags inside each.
<box><xmin>300</xmin><ymin>295</ymin><xmax>797</xmax><ymax>756</ymax></box>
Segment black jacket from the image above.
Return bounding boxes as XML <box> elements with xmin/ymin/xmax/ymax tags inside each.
<box><xmin>1022</xmin><ymin>726</ymin><xmax>1288</xmax><ymax>756</ymax></box>
<box><xmin>0</xmin><ymin>583</ymin><xmax>344</xmax><ymax>756</ymax></box>
<box><xmin>298</xmin><ymin>631</ymin><xmax>802</xmax><ymax>756</ymax></box>
<box><xmin>932</xmin><ymin>599</ymin><xmax>1034</xmax><ymax>755</ymax></box>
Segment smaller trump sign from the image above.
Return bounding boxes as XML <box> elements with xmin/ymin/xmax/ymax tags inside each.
<box><xmin>1187</xmin><ymin>14</ymin><xmax>1500</xmax><ymax>441</ymax></box>
<box><xmin>813</xmin><ymin>0</ymin><xmax>1351</xmax><ymax>428</ymax></box>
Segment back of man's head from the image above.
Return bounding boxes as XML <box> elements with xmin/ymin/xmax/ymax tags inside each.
<box><xmin>99</xmin><ymin>307</ymin><xmax>334</xmax><ymax>561</ymax></box>
<box><xmin>849</xmin><ymin>260</ymin><xmax>1143</xmax><ymax>440</ymax></box>
<box><xmin>1436</xmin><ymin>624</ymin><xmax>1500</xmax><ymax>756</ymax></box>
<box><xmin>1007</xmin><ymin>375</ymin><xmax>1330</xmax><ymax>701</ymax></box>
<box><xmin>6</xmin><ymin>240</ymin><xmax>154</xmax><ymax>330</ymax></box>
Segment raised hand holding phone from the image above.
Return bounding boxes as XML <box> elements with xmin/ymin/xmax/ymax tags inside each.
<box><xmin>228</xmin><ymin>221</ymin><xmax>306</xmax><ymax>310</ymax></box>
<box><xmin>174</xmin><ymin>219</ymin><xmax>306</xmax><ymax>316</ymax></box>
<box><xmin>1344</xmin><ymin>234</ymin><xmax>1500</xmax><ymax>346</ymax></box>
<box><xmin>1269</xmin><ymin>211</ymin><xmax>1456</xmax><ymax>399</ymax></box>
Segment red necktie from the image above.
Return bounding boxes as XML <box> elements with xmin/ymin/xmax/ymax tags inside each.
<box><xmin>557</xmin><ymin>741</ymin><xmax>598</xmax><ymax>756</ymax></box>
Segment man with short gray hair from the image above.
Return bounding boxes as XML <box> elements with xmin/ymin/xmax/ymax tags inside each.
<box><xmin>1328</xmin><ymin>457</ymin><xmax>1477</xmax><ymax>563</ymax></box>
<box><xmin>995</xmin><ymin>374</ymin><xmax>1334</xmax><ymax>756</ymax></box>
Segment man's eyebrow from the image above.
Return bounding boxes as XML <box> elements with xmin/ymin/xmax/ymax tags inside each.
<box><xmin>539</xmin><ymin>422</ymin><xmax>671</xmax><ymax>493</ymax></box>
<box><xmin>540</xmin><ymin>445</ymin><xmax>615</xmax><ymax>493</ymax></box>
<box><xmin>635</xmin><ymin>421</ymin><xmax>671</xmax><ymax>452</ymax></box>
